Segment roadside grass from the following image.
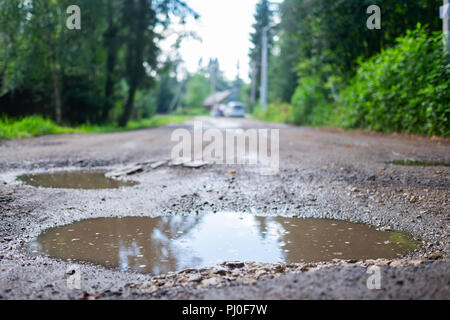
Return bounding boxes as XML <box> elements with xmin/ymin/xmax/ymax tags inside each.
<box><xmin>252</xmin><ymin>102</ymin><xmax>292</xmax><ymax>123</ymax></box>
<box><xmin>0</xmin><ymin>114</ymin><xmax>192</xmax><ymax>140</ymax></box>
<box><xmin>0</xmin><ymin>115</ymin><xmax>74</xmax><ymax>140</ymax></box>
<box><xmin>171</xmin><ymin>107</ymin><xmax>209</xmax><ymax>117</ymax></box>
<box><xmin>76</xmin><ymin>115</ymin><xmax>192</xmax><ymax>133</ymax></box>
<box><xmin>387</xmin><ymin>160</ymin><xmax>450</xmax><ymax>167</ymax></box>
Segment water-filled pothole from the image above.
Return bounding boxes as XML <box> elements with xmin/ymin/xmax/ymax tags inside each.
<box><xmin>388</xmin><ymin>160</ymin><xmax>450</xmax><ymax>167</ymax></box>
<box><xmin>30</xmin><ymin>213</ymin><xmax>417</xmax><ymax>275</ymax></box>
<box><xmin>19</xmin><ymin>171</ymin><xmax>137</xmax><ymax>189</ymax></box>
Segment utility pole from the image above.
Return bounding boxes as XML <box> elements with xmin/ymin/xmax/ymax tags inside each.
<box><xmin>250</xmin><ymin>60</ymin><xmax>257</xmax><ymax>104</ymax></box>
<box><xmin>210</xmin><ymin>59</ymin><xmax>218</xmax><ymax>94</ymax></box>
<box><xmin>442</xmin><ymin>0</ymin><xmax>450</xmax><ymax>53</ymax></box>
<box><xmin>260</xmin><ymin>24</ymin><xmax>271</xmax><ymax>110</ymax></box>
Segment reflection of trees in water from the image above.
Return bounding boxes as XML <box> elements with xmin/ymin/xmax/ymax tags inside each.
<box><xmin>38</xmin><ymin>215</ymin><xmax>412</xmax><ymax>271</ymax></box>
<box><xmin>37</xmin><ymin>215</ymin><xmax>204</xmax><ymax>275</ymax></box>
<box><xmin>148</xmin><ymin>215</ymin><xmax>203</xmax><ymax>273</ymax></box>
<box><xmin>253</xmin><ymin>216</ymin><xmax>288</xmax><ymax>262</ymax></box>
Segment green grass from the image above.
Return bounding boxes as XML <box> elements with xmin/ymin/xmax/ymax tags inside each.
<box><xmin>0</xmin><ymin>114</ymin><xmax>192</xmax><ymax>140</ymax></box>
<box><xmin>388</xmin><ymin>160</ymin><xmax>450</xmax><ymax>167</ymax></box>
<box><xmin>252</xmin><ymin>102</ymin><xmax>292</xmax><ymax>123</ymax></box>
<box><xmin>76</xmin><ymin>115</ymin><xmax>192</xmax><ymax>133</ymax></box>
<box><xmin>171</xmin><ymin>107</ymin><xmax>209</xmax><ymax>117</ymax></box>
<box><xmin>0</xmin><ymin>115</ymin><xmax>74</xmax><ymax>139</ymax></box>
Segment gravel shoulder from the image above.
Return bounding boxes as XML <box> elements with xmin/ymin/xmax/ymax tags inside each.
<box><xmin>0</xmin><ymin>118</ymin><xmax>449</xmax><ymax>300</ymax></box>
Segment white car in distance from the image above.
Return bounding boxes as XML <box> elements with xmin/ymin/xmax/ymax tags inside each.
<box><xmin>224</xmin><ymin>102</ymin><xmax>246</xmax><ymax>118</ymax></box>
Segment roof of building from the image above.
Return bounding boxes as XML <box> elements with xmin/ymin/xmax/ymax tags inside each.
<box><xmin>203</xmin><ymin>90</ymin><xmax>233</xmax><ymax>107</ymax></box>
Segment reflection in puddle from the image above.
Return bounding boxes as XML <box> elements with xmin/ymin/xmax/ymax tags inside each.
<box><xmin>19</xmin><ymin>171</ymin><xmax>137</xmax><ymax>189</ymax></box>
<box><xmin>30</xmin><ymin>213</ymin><xmax>417</xmax><ymax>275</ymax></box>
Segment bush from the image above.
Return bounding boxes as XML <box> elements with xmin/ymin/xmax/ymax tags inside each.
<box><xmin>0</xmin><ymin>115</ymin><xmax>72</xmax><ymax>140</ymax></box>
<box><xmin>337</xmin><ymin>25</ymin><xmax>450</xmax><ymax>137</ymax></box>
<box><xmin>253</xmin><ymin>102</ymin><xmax>292</xmax><ymax>123</ymax></box>
<box><xmin>289</xmin><ymin>60</ymin><xmax>342</xmax><ymax>127</ymax></box>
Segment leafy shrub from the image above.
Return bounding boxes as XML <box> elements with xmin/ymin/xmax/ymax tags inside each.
<box><xmin>337</xmin><ymin>25</ymin><xmax>450</xmax><ymax>136</ymax></box>
<box><xmin>0</xmin><ymin>115</ymin><xmax>72</xmax><ymax>140</ymax></box>
<box><xmin>253</xmin><ymin>102</ymin><xmax>292</xmax><ymax>123</ymax></box>
<box><xmin>289</xmin><ymin>60</ymin><xmax>342</xmax><ymax>127</ymax></box>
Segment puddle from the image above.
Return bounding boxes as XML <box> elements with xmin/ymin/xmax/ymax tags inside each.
<box><xmin>388</xmin><ymin>160</ymin><xmax>449</xmax><ymax>167</ymax></box>
<box><xmin>19</xmin><ymin>171</ymin><xmax>137</xmax><ymax>189</ymax></box>
<box><xmin>30</xmin><ymin>213</ymin><xmax>417</xmax><ymax>275</ymax></box>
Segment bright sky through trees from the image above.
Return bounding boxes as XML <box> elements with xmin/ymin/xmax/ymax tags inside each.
<box><xmin>165</xmin><ymin>0</ymin><xmax>281</xmax><ymax>81</ymax></box>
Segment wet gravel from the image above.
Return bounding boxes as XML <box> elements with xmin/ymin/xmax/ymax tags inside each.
<box><xmin>0</xmin><ymin>117</ymin><xmax>449</xmax><ymax>299</ymax></box>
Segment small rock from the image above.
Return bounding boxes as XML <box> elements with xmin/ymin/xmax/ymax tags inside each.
<box><xmin>139</xmin><ymin>281</ymin><xmax>158</xmax><ymax>294</ymax></box>
<box><xmin>169</xmin><ymin>158</ymin><xmax>190</xmax><ymax>166</ymax></box>
<box><xmin>183</xmin><ymin>160</ymin><xmax>208</xmax><ymax>168</ymax></box>
<box><xmin>389</xmin><ymin>260</ymin><xmax>403</xmax><ymax>267</ymax></box>
<box><xmin>428</xmin><ymin>253</ymin><xmax>442</xmax><ymax>261</ymax></box>
<box><xmin>81</xmin><ymin>291</ymin><xmax>97</xmax><ymax>300</ymax></box>
<box><xmin>409</xmin><ymin>260</ymin><xmax>424</xmax><ymax>266</ymax></box>
<box><xmin>177</xmin><ymin>268</ymin><xmax>198</xmax><ymax>274</ymax></box>
<box><xmin>222</xmin><ymin>261</ymin><xmax>245</xmax><ymax>269</ymax></box>
<box><xmin>151</xmin><ymin>160</ymin><xmax>168</xmax><ymax>169</ymax></box>
<box><xmin>211</xmin><ymin>269</ymin><xmax>227</xmax><ymax>276</ymax></box>
<box><xmin>201</xmin><ymin>277</ymin><xmax>221</xmax><ymax>286</ymax></box>
<box><xmin>186</xmin><ymin>274</ymin><xmax>203</xmax><ymax>283</ymax></box>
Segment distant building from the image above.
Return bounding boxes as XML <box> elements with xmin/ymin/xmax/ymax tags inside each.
<box><xmin>203</xmin><ymin>88</ymin><xmax>240</xmax><ymax>110</ymax></box>
<box><xmin>203</xmin><ymin>90</ymin><xmax>232</xmax><ymax>110</ymax></box>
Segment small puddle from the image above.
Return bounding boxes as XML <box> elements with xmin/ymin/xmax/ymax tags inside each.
<box><xmin>18</xmin><ymin>171</ymin><xmax>137</xmax><ymax>189</ymax></box>
<box><xmin>30</xmin><ymin>213</ymin><xmax>417</xmax><ymax>275</ymax></box>
<box><xmin>388</xmin><ymin>160</ymin><xmax>449</xmax><ymax>167</ymax></box>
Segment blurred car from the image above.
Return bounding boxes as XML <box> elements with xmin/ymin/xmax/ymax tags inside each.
<box><xmin>224</xmin><ymin>102</ymin><xmax>246</xmax><ymax>118</ymax></box>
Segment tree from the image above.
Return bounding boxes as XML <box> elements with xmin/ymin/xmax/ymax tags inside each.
<box><xmin>186</xmin><ymin>73</ymin><xmax>211</xmax><ymax>110</ymax></box>
<box><xmin>118</xmin><ymin>0</ymin><xmax>197</xmax><ymax>126</ymax></box>
<box><xmin>103</xmin><ymin>0</ymin><xmax>120</xmax><ymax>121</ymax></box>
<box><xmin>249</xmin><ymin>0</ymin><xmax>273</xmax><ymax>103</ymax></box>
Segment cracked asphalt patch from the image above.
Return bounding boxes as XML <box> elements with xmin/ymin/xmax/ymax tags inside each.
<box><xmin>0</xmin><ymin>117</ymin><xmax>448</xmax><ymax>299</ymax></box>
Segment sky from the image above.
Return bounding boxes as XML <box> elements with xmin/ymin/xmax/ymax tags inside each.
<box><xmin>160</xmin><ymin>0</ymin><xmax>280</xmax><ymax>82</ymax></box>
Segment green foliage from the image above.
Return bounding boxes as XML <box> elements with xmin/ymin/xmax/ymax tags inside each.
<box><xmin>76</xmin><ymin>115</ymin><xmax>192</xmax><ymax>133</ymax></box>
<box><xmin>0</xmin><ymin>116</ymin><xmax>73</xmax><ymax>140</ymax></box>
<box><xmin>172</xmin><ymin>107</ymin><xmax>208</xmax><ymax>116</ymax></box>
<box><xmin>0</xmin><ymin>114</ymin><xmax>192</xmax><ymax>140</ymax></box>
<box><xmin>0</xmin><ymin>0</ymin><xmax>196</xmax><ymax>127</ymax></box>
<box><xmin>337</xmin><ymin>26</ymin><xmax>450</xmax><ymax>137</ymax></box>
<box><xmin>249</xmin><ymin>0</ymin><xmax>274</xmax><ymax>102</ymax></box>
<box><xmin>253</xmin><ymin>102</ymin><xmax>292</xmax><ymax>123</ymax></box>
<box><xmin>186</xmin><ymin>73</ymin><xmax>211</xmax><ymax>109</ymax></box>
<box><xmin>268</xmin><ymin>0</ymin><xmax>442</xmax><ymax>105</ymax></box>
<box><xmin>288</xmin><ymin>60</ymin><xmax>342</xmax><ymax>126</ymax></box>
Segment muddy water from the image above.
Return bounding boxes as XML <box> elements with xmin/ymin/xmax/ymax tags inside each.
<box><xmin>30</xmin><ymin>213</ymin><xmax>417</xmax><ymax>275</ymax></box>
<box><xmin>19</xmin><ymin>171</ymin><xmax>137</xmax><ymax>189</ymax></box>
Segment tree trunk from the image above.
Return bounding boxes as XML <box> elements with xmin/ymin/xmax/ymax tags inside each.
<box><xmin>103</xmin><ymin>1</ymin><xmax>118</xmax><ymax>121</ymax></box>
<box><xmin>119</xmin><ymin>83</ymin><xmax>137</xmax><ymax>127</ymax></box>
<box><xmin>118</xmin><ymin>0</ymin><xmax>148</xmax><ymax>127</ymax></box>
<box><xmin>43</xmin><ymin>0</ymin><xmax>62</xmax><ymax>124</ymax></box>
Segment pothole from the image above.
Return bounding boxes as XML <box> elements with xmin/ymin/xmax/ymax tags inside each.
<box><xmin>18</xmin><ymin>171</ymin><xmax>138</xmax><ymax>189</ymax></box>
<box><xmin>387</xmin><ymin>160</ymin><xmax>450</xmax><ymax>167</ymax></box>
<box><xmin>29</xmin><ymin>212</ymin><xmax>417</xmax><ymax>275</ymax></box>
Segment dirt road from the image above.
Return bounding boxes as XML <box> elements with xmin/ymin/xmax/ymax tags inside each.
<box><xmin>0</xmin><ymin>117</ymin><xmax>448</xmax><ymax>299</ymax></box>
